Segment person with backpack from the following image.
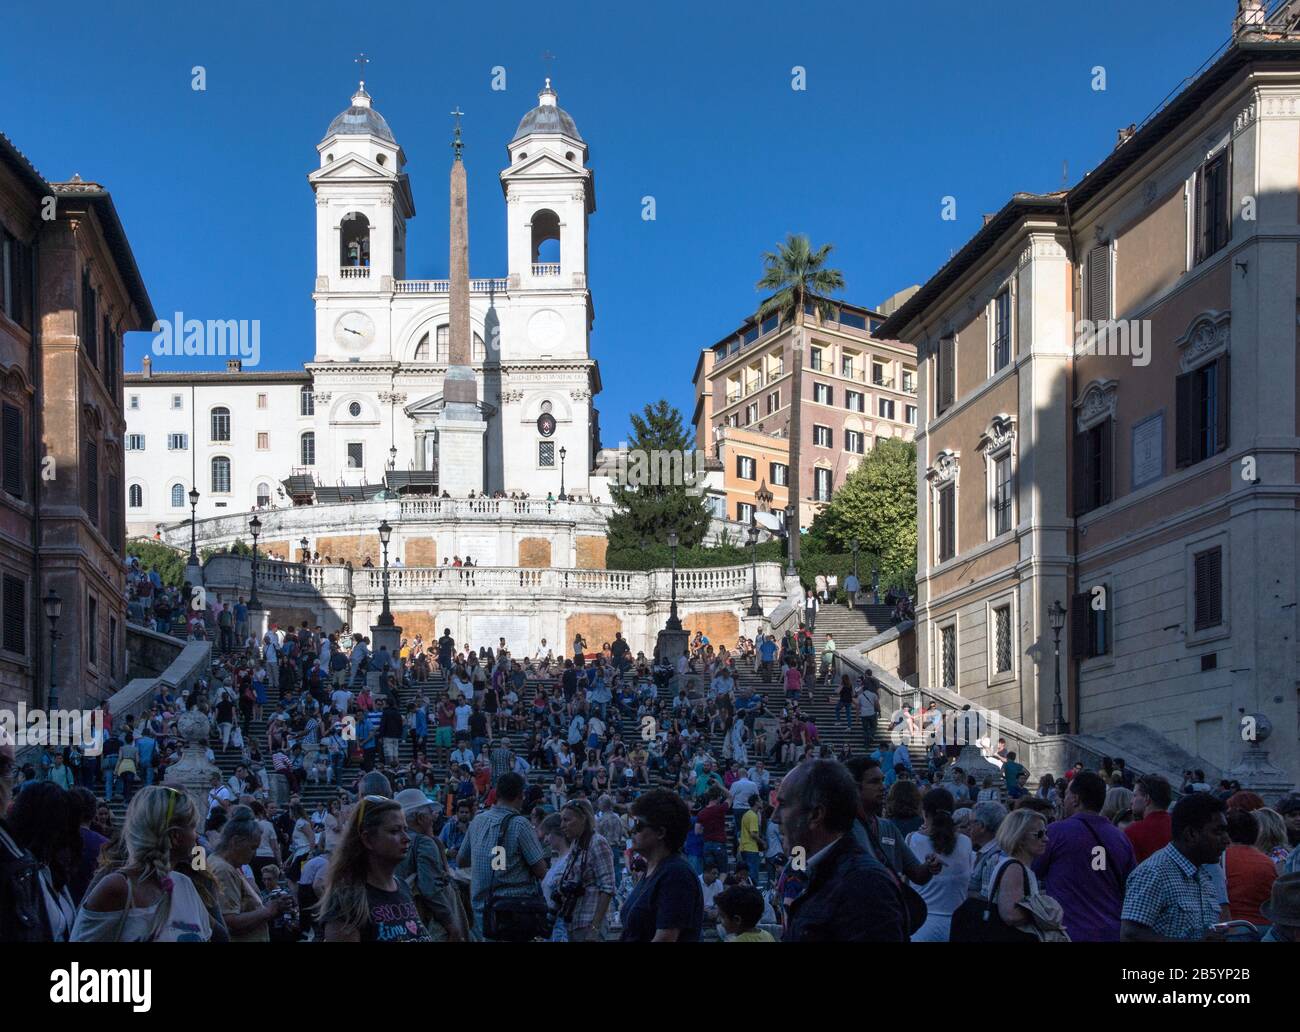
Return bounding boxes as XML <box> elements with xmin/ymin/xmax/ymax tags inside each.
<box><xmin>457</xmin><ymin>772</ymin><xmax>548</xmax><ymax>940</ymax></box>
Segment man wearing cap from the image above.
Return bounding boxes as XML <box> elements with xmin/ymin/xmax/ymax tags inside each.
<box><xmin>395</xmin><ymin>789</ymin><xmax>465</xmax><ymax>941</ymax></box>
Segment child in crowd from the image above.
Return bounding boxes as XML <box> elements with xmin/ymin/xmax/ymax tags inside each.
<box><xmin>715</xmin><ymin>885</ymin><xmax>774</xmax><ymax>942</ymax></box>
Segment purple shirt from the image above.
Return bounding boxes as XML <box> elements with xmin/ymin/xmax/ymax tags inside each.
<box><xmin>1031</xmin><ymin>811</ymin><xmax>1135</xmax><ymax>942</ymax></box>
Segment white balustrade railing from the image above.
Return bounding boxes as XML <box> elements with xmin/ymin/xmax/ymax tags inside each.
<box><xmin>339</xmin><ymin>266</ymin><xmax>370</xmax><ymax>279</ymax></box>
<box><xmin>531</xmin><ymin>263</ymin><xmax>561</xmax><ymax>277</ymax></box>
<box><xmin>202</xmin><ymin>556</ymin><xmax>785</xmax><ymax>605</ymax></box>
<box><xmin>394</xmin><ymin>278</ymin><xmax>509</xmax><ymax>294</ymax></box>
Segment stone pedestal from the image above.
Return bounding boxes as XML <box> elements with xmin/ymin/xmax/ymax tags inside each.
<box><xmin>164</xmin><ymin>708</ymin><xmax>221</xmax><ymax>828</ymax></box>
<box><xmin>369</xmin><ymin>621</ymin><xmax>403</xmax><ymax>656</ymax></box>
<box><xmin>185</xmin><ymin>560</ymin><xmax>204</xmax><ymax>588</ymax></box>
<box><xmin>1224</xmin><ymin>743</ymin><xmax>1295</xmax><ymax>800</ymax></box>
<box><xmin>436</xmin><ymin>415</ymin><xmax>486</xmax><ymax>496</ymax></box>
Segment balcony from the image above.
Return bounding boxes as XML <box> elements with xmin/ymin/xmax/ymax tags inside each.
<box><xmin>873</xmin><ymin>376</ymin><xmax>895</xmax><ymax>389</ymax></box>
<box><xmin>394</xmin><ymin>278</ymin><xmax>510</xmax><ymax>294</ymax></box>
<box><xmin>532</xmin><ymin>263</ymin><xmax>561</xmax><ymax>277</ymax></box>
<box><xmin>339</xmin><ymin>266</ymin><xmax>370</xmax><ymax>279</ymax></box>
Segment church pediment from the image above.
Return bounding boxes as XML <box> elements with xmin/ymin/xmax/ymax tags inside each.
<box><xmin>405</xmin><ymin>392</ymin><xmax>497</xmax><ymax>420</ymax></box>
<box><xmin>500</xmin><ymin>152</ymin><xmax>586</xmax><ymax>180</ymax></box>
<box><xmin>309</xmin><ymin>153</ymin><xmax>396</xmax><ymax>184</ymax></box>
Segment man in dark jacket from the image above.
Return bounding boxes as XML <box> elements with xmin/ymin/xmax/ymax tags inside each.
<box><xmin>0</xmin><ymin>733</ymin><xmax>52</xmax><ymax>941</ymax></box>
<box><xmin>778</xmin><ymin>758</ymin><xmax>907</xmax><ymax>942</ymax></box>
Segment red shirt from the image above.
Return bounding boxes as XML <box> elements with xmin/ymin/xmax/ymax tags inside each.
<box><xmin>1123</xmin><ymin>809</ymin><xmax>1172</xmax><ymax>863</ymax></box>
<box><xmin>1225</xmin><ymin>844</ymin><xmax>1277</xmax><ymax>924</ymax></box>
<box><xmin>697</xmin><ymin>802</ymin><xmax>728</xmax><ymax>843</ymax></box>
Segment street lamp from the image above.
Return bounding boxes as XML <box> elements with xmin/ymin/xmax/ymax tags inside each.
<box><xmin>43</xmin><ymin>589</ymin><xmax>62</xmax><ymax>710</ymax></box>
<box><xmin>388</xmin><ymin>445</ymin><xmax>397</xmax><ymax>471</ymax></box>
<box><xmin>665</xmin><ymin>530</ymin><xmax>682</xmax><ymax>630</ymax></box>
<box><xmin>746</xmin><ymin>524</ymin><xmax>763</xmax><ymax>617</ymax></box>
<box><xmin>558</xmin><ymin>446</ymin><xmax>567</xmax><ymax>501</ymax></box>
<box><xmin>300</xmin><ymin>537</ymin><xmax>309</xmax><ymax>563</ymax></box>
<box><xmin>1045</xmin><ymin>599</ymin><xmax>1069</xmax><ymax>735</ymax></box>
<box><xmin>247</xmin><ymin>514</ymin><xmax>262</xmax><ymax>610</ymax></box>
<box><xmin>188</xmin><ymin>488</ymin><xmax>200</xmax><ymax>563</ymax></box>
<box><xmin>377</xmin><ymin>520</ymin><xmax>394</xmax><ymax>627</ymax></box>
<box><xmin>784</xmin><ymin>503</ymin><xmax>797</xmax><ymax>576</ymax></box>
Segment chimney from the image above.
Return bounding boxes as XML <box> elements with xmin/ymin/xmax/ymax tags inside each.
<box><xmin>226</xmin><ymin>359</ymin><xmax>242</xmax><ymax>373</ymax></box>
<box><xmin>1116</xmin><ymin>123</ymin><xmax>1137</xmax><ymax>147</ymax></box>
<box><xmin>1235</xmin><ymin>0</ymin><xmax>1267</xmax><ymax>36</ymax></box>
<box><xmin>982</xmin><ymin>213</ymin><xmax>995</xmax><ymax>226</ymax></box>
<box><xmin>141</xmin><ymin>355</ymin><xmax>152</xmax><ymax>378</ymax></box>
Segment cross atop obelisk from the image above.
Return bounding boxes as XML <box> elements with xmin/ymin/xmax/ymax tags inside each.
<box><xmin>354</xmin><ymin>52</ymin><xmax>370</xmax><ymax>86</ymax></box>
<box><xmin>450</xmin><ymin>106</ymin><xmax>464</xmax><ymax>160</ymax></box>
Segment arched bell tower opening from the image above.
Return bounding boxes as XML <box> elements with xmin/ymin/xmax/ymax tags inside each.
<box><xmin>341</xmin><ymin>212</ymin><xmax>371</xmax><ymax>268</ymax></box>
<box><xmin>531</xmin><ymin>209</ymin><xmax>561</xmax><ymax>267</ymax></box>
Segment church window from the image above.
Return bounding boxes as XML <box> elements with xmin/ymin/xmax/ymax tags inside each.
<box><xmin>473</xmin><ymin>333</ymin><xmax>486</xmax><ymax>361</ymax></box>
<box><xmin>170</xmin><ymin>484</ymin><xmax>184</xmax><ymax>508</ymax></box>
<box><xmin>565</xmin><ymin>151</ymin><xmax>575</xmax><ymax>161</ymax></box>
<box><xmin>300</xmin><ymin>432</ymin><xmax>315</xmax><ymax>466</ymax></box>
<box><xmin>300</xmin><ymin>386</ymin><xmax>314</xmax><ymax>415</ymax></box>
<box><xmin>531</xmin><ymin>209</ymin><xmax>561</xmax><ymax>265</ymax></box>
<box><xmin>347</xmin><ymin>442</ymin><xmax>364</xmax><ymax>468</ymax></box>
<box><xmin>413</xmin><ymin>334</ymin><xmax>429</xmax><ymax>362</ymax></box>
<box><xmin>211</xmin><ymin>456</ymin><xmax>231</xmax><ymax>493</ymax></box>
<box><xmin>256</xmin><ymin>482</ymin><xmax>271</xmax><ymax>507</ymax></box>
<box><xmin>210</xmin><ymin>407</ymin><xmax>230</xmax><ymax>442</ymax></box>
<box><xmin>541</xmin><ymin>401</ymin><xmax>552</xmax><ymax>414</ymax></box>
<box><xmin>436</xmin><ymin>325</ymin><xmax>450</xmax><ymax>362</ymax></box>
<box><xmin>539</xmin><ymin>441</ymin><xmax>555</xmax><ymax>468</ymax></box>
<box><xmin>340</xmin><ymin>212</ymin><xmax>371</xmax><ymax>267</ymax></box>
<box><xmin>376</xmin><ymin>154</ymin><xmax>387</xmax><ymax>166</ymax></box>
<box><xmin>349</xmin><ymin>401</ymin><xmax>362</xmax><ymax>418</ymax></box>
<box><xmin>128</xmin><ymin>484</ymin><xmax>143</xmax><ymax>508</ymax></box>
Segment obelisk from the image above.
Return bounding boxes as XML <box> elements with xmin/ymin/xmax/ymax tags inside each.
<box><xmin>436</xmin><ymin>108</ymin><xmax>487</xmax><ymax>495</ymax></box>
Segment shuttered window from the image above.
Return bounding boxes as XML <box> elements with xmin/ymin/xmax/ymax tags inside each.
<box><xmin>1074</xmin><ymin>420</ymin><xmax>1113</xmax><ymax>516</ymax></box>
<box><xmin>937</xmin><ymin>336</ymin><xmax>955</xmax><ymax>415</ymax></box>
<box><xmin>993</xmin><ymin>605</ymin><xmax>1012</xmax><ymax>673</ymax></box>
<box><xmin>936</xmin><ymin>482</ymin><xmax>955</xmax><ymax>562</ymax></box>
<box><xmin>85</xmin><ymin>440</ymin><xmax>99</xmax><ymax>526</ymax></box>
<box><xmin>940</xmin><ymin>624</ymin><xmax>956</xmax><ymax>689</ymax></box>
<box><xmin>1176</xmin><ymin>355</ymin><xmax>1229</xmax><ymax>468</ymax></box>
<box><xmin>2</xmin><ymin>402</ymin><xmax>21</xmax><ymax>498</ymax></box>
<box><xmin>1193</xmin><ymin>548</ymin><xmax>1222</xmax><ymax>631</ymax></box>
<box><xmin>1195</xmin><ymin>150</ymin><xmax>1231</xmax><ymax>265</ymax></box>
<box><xmin>1086</xmin><ymin>245</ymin><xmax>1111</xmax><ymax>323</ymax></box>
<box><xmin>1</xmin><ymin>573</ymin><xmax>24</xmax><ymax>655</ymax></box>
<box><xmin>1070</xmin><ymin>589</ymin><xmax>1110</xmax><ymax>659</ymax></box>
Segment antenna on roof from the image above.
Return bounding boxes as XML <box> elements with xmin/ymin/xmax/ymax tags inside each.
<box><xmin>1062</xmin><ymin>160</ymin><xmax>1069</xmax><ymax>189</ymax></box>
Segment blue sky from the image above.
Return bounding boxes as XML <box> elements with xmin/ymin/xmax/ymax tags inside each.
<box><xmin>1</xmin><ymin>0</ymin><xmax>1240</xmax><ymax>441</ymax></box>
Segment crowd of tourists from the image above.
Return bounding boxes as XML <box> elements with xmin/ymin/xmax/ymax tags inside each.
<box><xmin>5</xmin><ymin>593</ymin><xmax>1300</xmax><ymax>943</ymax></box>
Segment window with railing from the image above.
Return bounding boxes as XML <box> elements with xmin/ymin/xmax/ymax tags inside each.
<box><xmin>809</xmin><ymin>347</ymin><xmax>824</xmax><ymax>372</ymax></box>
<box><xmin>766</xmin><ymin>390</ymin><xmax>780</xmax><ymax>414</ymax></box>
<box><xmin>992</xmin><ymin>289</ymin><xmax>1011</xmax><ymax>372</ymax></box>
<box><xmin>814</xmin><ymin>467</ymin><xmax>833</xmax><ymax>501</ymax></box>
<box><xmin>902</xmin><ymin>370</ymin><xmax>916</xmax><ymax>394</ymax></box>
<box><xmin>211</xmin><ymin>407</ymin><xmax>231</xmax><ymax>442</ymax></box>
<box><xmin>841</xmin><ymin>355</ymin><xmax>856</xmax><ymax>379</ymax></box>
<box><xmin>845</xmin><ymin>430</ymin><xmax>864</xmax><ymax>454</ymax></box>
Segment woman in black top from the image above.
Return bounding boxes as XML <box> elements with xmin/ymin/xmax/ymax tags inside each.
<box><xmin>317</xmin><ymin>797</ymin><xmax>433</xmax><ymax>942</ymax></box>
<box><xmin>620</xmin><ymin>789</ymin><xmax>704</xmax><ymax>942</ymax></box>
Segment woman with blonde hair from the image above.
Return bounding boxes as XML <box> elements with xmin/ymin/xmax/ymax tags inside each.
<box><xmin>556</xmin><ymin>798</ymin><xmax>616</xmax><ymax>941</ymax></box>
<box><xmin>316</xmin><ymin>795</ymin><xmax>432</xmax><ymax>941</ymax></box>
<box><xmin>989</xmin><ymin>808</ymin><xmax>1049</xmax><ymax>931</ymax></box>
<box><xmin>1254</xmin><ymin>808</ymin><xmax>1292</xmax><ymax>872</ymax></box>
<box><xmin>72</xmin><ymin>785</ymin><xmax>225</xmax><ymax>941</ymax></box>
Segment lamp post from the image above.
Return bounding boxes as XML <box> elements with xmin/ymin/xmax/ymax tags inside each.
<box><xmin>43</xmin><ymin>589</ymin><xmax>62</xmax><ymax>710</ymax></box>
<box><xmin>188</xmin><ymin>488</ymin><xmax>200</xmax><ymax>563</ymax></box>
<box><xmin>388</xmin><ymin>445</ymin><xmax>397</xmax><ymax>471</ymax></box>
<box><xmin>558</xmin><ymin>446</ymin><xmax>567</xmax><ymax>501</ymax></box>
<box><xmin>1046</xmin><ymin>599</ymin><xmax>1069</xmax><ymax>735</ymax></box>
<box><xmin>300</xmin><ymin>537</ymin><xmax>309</xmax><ymax>563</ymax></box>
<box><xmin>747</xmin><ymin>524</ymin><xmax>763</xmax><ymax>617</ymax></box>
<box><xmin>247</xmin><ymin>514</ymin><xmax>262</xmax><ymax>610</ymax></box>
<box><xmin>377</xmin><ymin>520</ymin><xmax>394</xmax><ymax>627</ymax></box>
<box><xmin>784</xmin><ymin>503</ymin><xmax>797</xmax><ymax>576</ymax></box>
<box><xmin>665</xmin><ymin>530</ymin><xmax>682</xmax><ymax>630</ymax></box>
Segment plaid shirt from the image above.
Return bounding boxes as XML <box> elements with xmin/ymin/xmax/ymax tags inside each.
<box><xmin>1121</xmin><ymin>843</ymin><xmax>1221</xmax><ymax>939</ymax></box>
<box><xmin>559</xmin><ymin>833</ymin><xmax>617</xmax><ymax>931</ymax></box>
<box><xmin>458</xmin><ymin>805</ymin><xmax>545</xmax><ymax>916</ymax></box>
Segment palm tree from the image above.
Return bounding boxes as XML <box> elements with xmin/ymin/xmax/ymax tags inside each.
<box><xmin>755</xmin><ymin>233</ymin><xmax>845</xmax><ymax>573</ymax></box>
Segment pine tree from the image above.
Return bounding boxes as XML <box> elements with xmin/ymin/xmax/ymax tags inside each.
<box><xmin>606</xmin><ymin>400</ymin><xmax>711</xmax><ymax>551</ymax></box>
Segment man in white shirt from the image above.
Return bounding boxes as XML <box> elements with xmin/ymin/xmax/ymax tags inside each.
<box><xmin>262</xmin><ymin>630</ymin><xmax>280</xmax><ymax>691</ymax></box>
<box><xmin>534</xmin><ymin>639</ymin><xmax>552</xmax><ymax>663</ymax></box>
<box><xmin>330</xmin><ymin>686</ymin><xmax>351</xmax><ymax>716</ymax></box>
<box><xmin>453</xmin><ymin>701</ymin><xmax>472</xmax><ymax>735</ymax></box>
<box><xmin>450</xmin><ymin>743</ymin><xmax>476</xmax><ymax>769</ymax></box>
<box><xmin>857</xmin><ymin>681</ymin><xmax>880</xmax><ymax>751</ymax></box>
<box><xmin>700</xmin><ymin>867</ymin><xmax>725</xmax><ymax>918</ymax></box>
<box><xmin>709</xmin><ymin>667</ymin><xmax>734</xmax><ymax>700</ymax></box>
<box><xmin>729</xmin><ymin>773</ymin><xmax>761</xmax><ymax>849</ymax></box>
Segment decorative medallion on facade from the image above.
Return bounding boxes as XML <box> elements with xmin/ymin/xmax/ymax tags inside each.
<box><xmin>925</xmin><ymin>449</ymin><xmax>960</xmax><ymax>485</ymax></box>
<box><xmin>1175</xmin><ymin>310</ymin><xmax>1229</xmax><ymax>372</ymax></box>
<box><xmin>1074</xmin><ymin>379</ymin><xmax>1119</xmax><ymax>432</ymax></box>
<box><xmin>976</xmin><ymin>414</ymin><xmax>1016</xmax><ymax>458</ymax></box>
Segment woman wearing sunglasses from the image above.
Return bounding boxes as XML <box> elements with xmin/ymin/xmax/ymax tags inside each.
<box><xmin>316</xmin><ymin>796</ymin><xmax>433</xmax><ymax>942</ymax></box>
<box><xmin>619</xmin><ymin>788</ymin><xmax>704</xmax><ymax>942</ymax></box>
<box><xmin>989</xmin><ymin>808</ymin><xmax>1049</xmax><ymax>928</ymax></box>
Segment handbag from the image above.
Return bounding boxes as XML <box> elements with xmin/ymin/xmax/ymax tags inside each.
<box><xmin>869</xmin><ymin>822</ymin><xmax>927</xmax><ymax>937</ymax></box>
<box><xmin>482</xmin><ymin>814</ymin><xmax>550</xmax><ymax>942</ymax></box>
<box><xmin>950</xmin><ymin>859</ymin><xmax>1038</xmax><ymax>943</ymax></box>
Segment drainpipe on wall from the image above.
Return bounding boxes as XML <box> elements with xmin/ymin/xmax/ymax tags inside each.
<box><xmin>28</xmin><ymin>224</ymin><xmax>45</xmax><ymax>710</ymax></box>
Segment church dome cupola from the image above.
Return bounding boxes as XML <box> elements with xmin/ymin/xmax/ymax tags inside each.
<box><xmin>511</xmin><ymin>79</ymin><xmax>583</xmax><ymax>143</ymax></box>
<box><xmin>323</xmin><ymin>82</ymin><xmax>397</xmax><ymax>145</ymax></box>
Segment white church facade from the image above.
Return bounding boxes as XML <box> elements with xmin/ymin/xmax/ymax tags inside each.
<box><xmin>124</xmin><ymin>78</ymin><xmax>604</xmax><ymax>535</ymax></box>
